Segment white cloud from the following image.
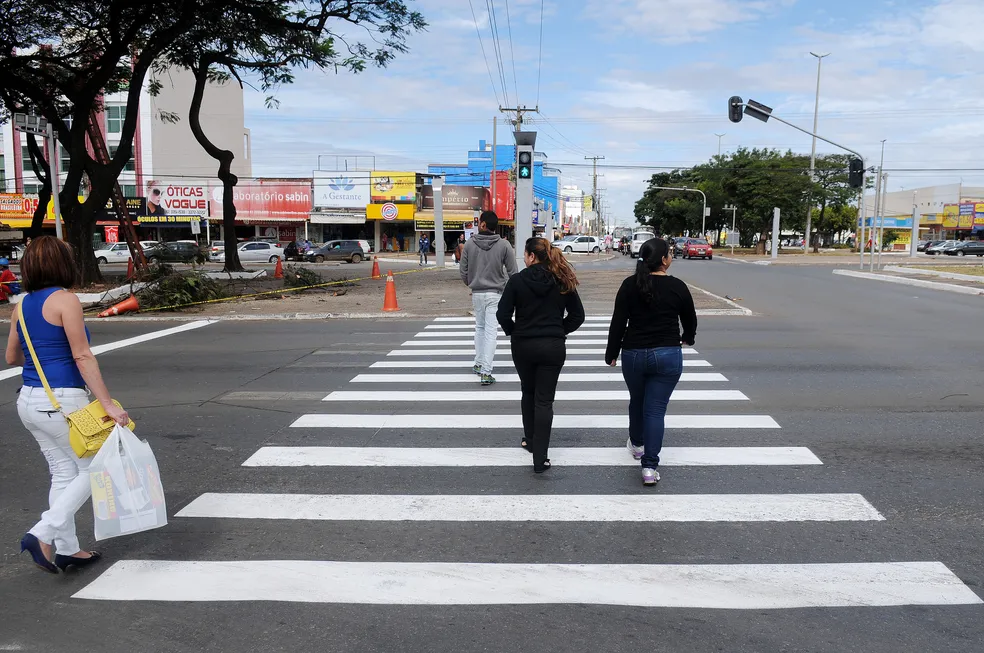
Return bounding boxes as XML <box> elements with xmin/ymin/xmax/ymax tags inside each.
<box><xmin>587</xmin><ymin>0</ymin><xmax>791</xmax><ymax>43</ymax></box>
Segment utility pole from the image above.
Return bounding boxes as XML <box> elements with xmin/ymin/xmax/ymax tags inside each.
<box><xmin>804</xmin><ymin>52</ymin><xmax>830</xmax><ymax>253</ymax></box>
<box><xmin>491</xmin><ymin>117</ymin><xmax>497</xmax><ymax>214</ymax></box>
<box><xmin>715</xmin><ymin>133</ymin><xmax>726</xmax><ymax>157</ymax></box>
<box><xmin>500</xmin><ymin>105</ymin><xmax>539</xmax><ymax>132</ymax></box>
<box><xmin>585</xmin><ymin>155</ymin><xmax>604</xmax><ymax>234</ymax></box>
<box><xmin>870</xmin><ymin>140</ymin><xmax>886</xmax><ymax>273</ymax></box>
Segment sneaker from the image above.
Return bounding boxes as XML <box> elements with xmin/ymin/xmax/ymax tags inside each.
<box><xmin>642</xmin><ymin>468</ymin><xmax>660</xmax><ymax>485</ymax></box>
<box><xmin>472</xmin><ymin>364</ymin><xmax>482</xmax><ymax>376</ymax></box>
<box><xmin>626</xmin><ymin>438</ymin><xmax>644</xmax><ymax>460</ymax></box>
<box><xmin>481</xmin><ymin>374</ymin><xmax>496</xmax><ymax>386</ymax></box>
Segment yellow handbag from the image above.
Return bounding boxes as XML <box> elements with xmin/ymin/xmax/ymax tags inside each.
<box><xmin>17</xmin><ymin>303</ymin><xmax>135</xmax><ymax>457</ymax></box>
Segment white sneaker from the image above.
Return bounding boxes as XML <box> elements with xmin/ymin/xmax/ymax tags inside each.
<box><xmin>626</xmin><ymin>438</ymin><xmax>644</xmax><ymax>460</ymax></box>
<box><xmin>642</xmin><ymin>468</ymin><xmax>660</xmax><ymax>485</ymax></box>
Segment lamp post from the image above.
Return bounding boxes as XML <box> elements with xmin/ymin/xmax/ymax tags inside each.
<box><xmin>804</xmin><ymin>52</ymin><xmax>830</xmax><ymax>253</ymax></box>
<box><xmin>13</xmin><ymin>112</ymin><xmax>62</xmax><ymax>239</ymax></box>
<box><xmin>714</xmin><ymin>133</ymin><xmax>726</xmax><ymax>157</ymax></box>
<box><xmin>725</xmin><ymin>205</ymin><xmax>737</xmax><ymax>254</ymax></box>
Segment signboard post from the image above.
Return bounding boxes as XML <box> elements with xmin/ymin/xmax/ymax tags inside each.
<box><xmin>434</xmin><ymin>177</ymin><xmax>445</xmax><ymax>268</ymax></box>
<box><xmin>771</xmin><ymin>208</ymin><xmax>780</xmax><ymax>260</ymax></box>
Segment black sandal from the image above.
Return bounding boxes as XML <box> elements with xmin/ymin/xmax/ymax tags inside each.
<box><xmin>521</xmin><ymin>438</ymin><xmax>532</xmax><ymax>452</ymax></box>
<box><xmin>533</xmin><ymin>459</ymin><xmax>551</xmax><ymax>473</ymax></box>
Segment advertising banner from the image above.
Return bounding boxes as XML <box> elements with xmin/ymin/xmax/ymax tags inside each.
<box><xmin>144</xmin><ymin>182</ymin><xmax>208</xmax><ymax>217</ymax></box>
<box><xmin>104</xmin><ymin>226</ymin><xmax>119</xmax><ymax>243</ymax></box>
<box><xmin>492</xmin><ymin>171</ymin><xmax>515</xmax><ymax>221</ymax></box>
<box><xmin>415</xmin><ymin>215</ymin><xmax>475</xmax><ymax>230</ymax></box>
<box><xmin>942</xmin><ymin>205</ymin><xmax>959</xmax><ymax>228</ymax></box>
<box><xmin>0</xmin><ymin>193</ymin><xmax>39</xmax><ymax>220</ymax></box>
<box><xmin>367</xmin><ymin>202</ymin><xmax>414</xmax><ymax>221</ymax></box>
<box><xmin>313</xmin><ymin>172</ymin><xmax>371</xmax><ymax>209</ymax></box>
<box><xmin>371</xmin><ymin>171</ymin><xmax>416</xmax><ymax>203</ymax></box>
<box><xmin>975</xmin><ymin>204</ymin><xmax>984</xmax><ymax>227</ymax></box>
<box><xmin>420</xmin><ymin>185</ymin><xmax>489</xmax><ymax>212</ymax></box>
<box><xmin>96</xmin><ymin>197</ymin><xmax>147</xmax><ymax>221</ymax></box>
<box><xmin>209</xmin><ymin>179</ymin><xmax>311</xmax><ymax>220</ymax></box>
<box><xmin>136</xmin><ymin>215</ymin><xmax>200</xmax><ymax>224</ymax></box>
<box><xmin>920</xmin><ymin>213</ymin><xmax>943</xmax><ymax>225</ymax></box>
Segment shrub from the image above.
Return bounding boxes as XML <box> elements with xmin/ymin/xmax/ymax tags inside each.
<box><xmin>138</xmin><ymin>271</ymin><xmax>226</xmax><ymax>310</ymax></box>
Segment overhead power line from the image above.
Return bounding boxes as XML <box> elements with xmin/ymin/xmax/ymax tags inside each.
<box><xmin>486</xmin><ymin>0</ymin><xmax>510</xmax><ymax>107</ymax></box>
<box><xmin>503</xmin><ymin>0</ymin><xmax>520</xmax><ymax>105</ymax></box>
<box><xmin>468</xmin><ymin>0</ymin><xmax>502</xmax><ymax>107</ymax></box>
<box><xmin>536</xmin><ymin>0</ymin><xmax>544</xmax><ymax>107</ymax></box>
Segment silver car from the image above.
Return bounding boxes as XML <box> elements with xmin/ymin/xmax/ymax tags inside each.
<box><xmin>214</xmin><ymin>241</ymin><xmax>284</xmax><ymax>263</ymax></box>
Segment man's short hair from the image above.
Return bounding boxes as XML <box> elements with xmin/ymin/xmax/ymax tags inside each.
<box><xmin>479</xmin><ymin>211</ymin><xmax>499</xmax><ymax>231</ymax></box>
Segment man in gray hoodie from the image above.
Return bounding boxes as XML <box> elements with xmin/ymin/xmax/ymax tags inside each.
<box><xmin>459</xmin><ymin>211</ymin><xmax>518</xmax><ymax>385</ymax></box>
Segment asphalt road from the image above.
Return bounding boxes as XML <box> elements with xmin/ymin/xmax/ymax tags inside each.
<box><xmin>0</xmin><ymin>254</ymin><xmax>981</xmax><ymax>652</ymax></box>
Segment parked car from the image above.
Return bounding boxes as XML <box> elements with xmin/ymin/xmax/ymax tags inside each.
<box><xmin>306</xmin><ymin>240</ymin><xmax>366</xmax><ymax>264</ymax></box>
<box><xmin>926</xmin><ymin>240</ymin><xmax>957</xmax><ymax>256</ymax></box>
<box><xmin>673</xmin><ymin>238</ymin><xmax>693</xmax><ymax>258</ymax></box>
<box><xmin>552</xmin><ymin>235</ymin><xmax>578</xmax><ymax>250</ymax></box>
<box><xmin>10</xmin><ymin>244</ymin><xmax>26</xmax><ymax>262</ymax></box>
<box><xmin>683</xmin><ymin>238</ymin><xmax>713</xmax><ymax>260</ymax></box>
<box><xmin>553</xmin><ymin>235</ymin><xmax>601</xmax><ymax>254</ymax></box>
<box><xmin>209</xmin><ymin>241</ymin><xmax>225</xmax><ymax>260</ymax></box>
<box><xmin>145</xmin><ymin>241</ymin><xmax>208</xmax><ymax>265</ymax></box>
<box><xmin>943</xmin><ymin>241</ymin><xmax>984</xmax><ymax>257</ymax></box>
<box><xmin>916</xmin><ymin>240</ymin><xmax>931</xmax><ymax>252</ymax></box>
<box><xmin>139</xmin><ymin>240</ymin><xmax>160</xmax><ymax>250</ymax></box>
<box><xmin>630</xmin><ymin>230</ymin><xmax>656</xmax><ymax>258</ymax></box>
<box><xmin>357</xmin><ymin>239</ymin><xmax>373</xmax><ymax>256</ymax></box>
<box><xmin>94</xmin><ymin>242</ymin><xmax>134</xmax><ymax>264</ymax></box>
<box><xmin>213</xmin><ymin>240</ymin><xmax>284</xmax><ymax>264</ymax></box>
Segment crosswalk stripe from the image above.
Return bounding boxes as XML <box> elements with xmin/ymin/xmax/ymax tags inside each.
<box><xmin>390</xmin><ymin>347</ymin><xmax>699</xmax><ymax>355</ymax></box>
<box><xmin>242</xmin><ymin>446</ymin><xmax>822</xmax><ymax>467</ymax></box>
<box><xmin>349</xmin><ymin>372</ymin><xmax>728</xmax><ymax>383</ymax></box>
<box><xmin>411</xmin><ymin>331</ymin><xmax>611</xmax><ymax>338</ymax></box>
<box><xmin>435</xmin><ymin>316</ymin><xmax>611</xmax><ymax>322</ymax></box>
<box><xmin>290</xmin><ymin>414</ymin><xmax>781</xmax><ymax>429</ymax></box>
<box><xmin>322</xmin><ymin>390</ymin><xmax>748</xmax><ymax>402</ymax></box>
<box><xmin>175</xmin><ymin>493</ymin><xmax>883</xmax><ymax>522</ymax></box>
<box><xmin>403</xmin><ymin>339</ymin><xmax>636</xmax><ymax>346</ymax></box>
<box><xmin>371</xmin><ymin>359</ymin><xmax>714</xmax><ymax>368</ymax></box>
<box><xmin>73</xmin><ymin>560</ymin><xmax>982</xmax><ymax>608</ymax></box>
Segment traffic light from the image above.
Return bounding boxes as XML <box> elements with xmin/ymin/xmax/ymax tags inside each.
<box><xmin>849</xmin><ymin>157</ymin><xmax>864</xmax><ymax>188</ymax></box>
<box><xmin>517</xmin><ymin>150</ymin><xmax>532</xmax><ymax>179</ymax></box>
<box><xmin>728</xmin><ymin>96</ymin><xmax>743</xmax><ymax>123</ymax></box>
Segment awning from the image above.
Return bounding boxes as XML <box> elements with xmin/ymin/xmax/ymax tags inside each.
<box><xmin>235</xmin><ymin>217</ymin><xmax>308</xmax><ymax>224</ymax></box>
<box><xmin>309</xmin><ymin>212</ymin><xmax>366</xmax><ymax>225</ymax></box>
<box><xmin>0</xmin><ymin>218</ymin><xmax>32</xmax><ymax>228</ymax></box>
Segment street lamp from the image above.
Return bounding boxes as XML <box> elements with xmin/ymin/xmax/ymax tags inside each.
<box><xmin>12</xmin><ymin>112</ymin><xmax>62</xmax><ymax>239</ymax></box>
<box><xmin>714</xmin><ymin>133</ymin><xmax>726</xmax><ymax>158</ymax></box>
<box><xmin>725</xmin><ymin>204</ymin><xmax>738</xmax><ymax>254</ymax></box>
<box><xmin>646</xmin><ymin>185</ymin><xmax>709</xmax><ymax>237</ymax></box>
<box><xmin>804</xmin><ymin>52</ymin><xmax>830</xmax><ymax>253</ymax></box>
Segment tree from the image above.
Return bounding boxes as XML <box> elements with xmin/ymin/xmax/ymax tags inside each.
<box><xmin>0</xmin><ymin>0</ymin><xmax>207</xmax><ymax>283</ymax></box>
<box><xmin>808</xmin><ymin>154</ymin><xmax>857</xmax><ymax>251</ymax></box>
<box><xmin>159</xmin><ymin>1</ymin><xmax>426</xmax><ymax>271</ymax></box>
<box><xmin>24</xmin><ymin>134</ymin><xmax>51</xmax><ymax>238</ymax></box>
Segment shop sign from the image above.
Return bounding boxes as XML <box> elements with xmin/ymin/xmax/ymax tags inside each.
<box><xmin>371</xmin><ymin>171</ymin><xmax>416</xmax><ymax>203</ymax></box>
<box><xmin>865</xmin><ymin>216</ymin><xmax>912</xmax><ymax>229</ymax></box>
<box><xmin>367</xmin><ymin>203</ymin><xmax>414</xmax><ymax>221</ymax></box>
<box><xmin>96</xmin><ymin>197</ymin><xmax>147</xmax><ymax>221</ymax></box>
<box><xmin>920</xmin><ymin>213</ymin><xmax>943</xmax><ymax>226</ymax></box>
<box><xmin>420</xmin><ymin>185</ymin><xmax>489</xmax><ymax>212</ymax></box>
<box><xmin>104</xmin><ymin>226</ymin><xmax>119</xmax><ymax>243</ymax></box>
<box><xmin>0</xmin><ymin>193</ymin><xmax>39</xmax><ymax>220</ymax></box>
<box><xmin>975</xmin><ymin>204</ymin><xmax>984</xmax><ymax>227</ymax></box>
<box><xmin>313</xmin><ymin>172</ymin><xmax>370</xmax><ymax>209</ymax></box>
<box><xmin>492</xmin><ymin>171</ymin><xmax>515</xmax><ymax>220</ymax></box>
<box><xmin>137</xmin><ymin>215</ymin><xmax>200</xmax><ymax>224</ymax></box>
<box><xmin>209</xmin><ymin>179</ymin><xmax>311</xmax><ymax>220</ymax></box>
<box><xmin>415</xmin><ymin>214</ymin><xmax>475</xmax><ymax>229</ymax></box>
<box><xmin>145</xmin><ymin>182</ymin><xmax>208</xmax><ymax>217</ymax></box>
<box><xmin>942</xmin><ymin>205</ymin><xmax>959</xmax><ymax>228</ymax></box>
<box><xmin>309</xmin><ymin>211</ymin><xmax>367</xmax><ymax>225</ymax></box>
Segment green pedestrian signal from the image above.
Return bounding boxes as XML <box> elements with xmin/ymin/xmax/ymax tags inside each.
<box><xmin>518</xmin><ymin>150</ymin><xmax>532</xmax><ymax>179</ymax></box>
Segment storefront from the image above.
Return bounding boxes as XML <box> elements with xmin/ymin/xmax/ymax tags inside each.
<box><xmin>308</xmin><ymin>211</ymin><xmax>369</xmax><ymax>244</ymax></box>
<box><xmin>210</xmin><ymin>179</ymin><xmax>311</xmax><ymax>245</ymax></box>
<box><xmin>368</xmin><ymin>172</ymin><xmax>418</xmax><ymax>252</ymax></box>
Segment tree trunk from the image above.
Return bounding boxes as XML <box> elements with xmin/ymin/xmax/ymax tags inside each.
<box><xmin>188</xmin><ymin>62</ymin><xmax>243</xmax><ymax>272</ymax></box>
<box><xmin>63</xmin><ymin>200</ymin><xmax>101</xmax><ymax>286</ymax></box>
<box><xmin>25</xmin><ymin>133</ymin><xmax>51</xmax><ymax>238</ymax></box>
<box><xmin>812</xmin><ymin>200</ymin><xmax>827</xmax><ymax>253</ymax></box>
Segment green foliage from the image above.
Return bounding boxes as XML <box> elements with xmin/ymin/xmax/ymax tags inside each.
<box><xmin>282</xmin><ymin>265</ymin><xmax>322</xmax><ymax>289</ymax></box>
<box><xmin>138</xmin><ymin>271</ymin><xmax>225</xmax><ymax>310</ymax></box>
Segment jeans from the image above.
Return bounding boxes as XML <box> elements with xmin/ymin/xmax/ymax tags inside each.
<box><xmin>419</xmin><ymin>249</ymin><xmax>429</xmax><ymax>265</ymax></box>
<box><xmin>17</xmin><ymin>386</ymin><xmax>93</xmax><ymax>555</ymax></box>
<box><xmin>621</xmin><ymin>347</ymin><xmax>683</xmax><ymax>468</ymax></box>
<box><xmin>472</xmin><ymin>292</ymin><xmax>501</xmax><ymax>374</ymax></box>
<box><xmin>511</xmin><ymin>337</ymin><xmax>566</xmax><ymax>467</ymax></box>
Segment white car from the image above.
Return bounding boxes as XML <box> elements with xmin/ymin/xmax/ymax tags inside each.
<box><xmin>213</xmin><ymin>241</ymin><xmax>284</xmax><ymax>263</ymax></box>
<box><xmin>94</xmin><ymin>242</ymin><xmax>133</xmax><ymax>264</ymax></box>
<box><xmin>554</xmin><ymin>235</ymin><xmax>601</xmax><ymax>254</ymax></box>
<box><xmin>630</xmin><ymin>231</ymin><xmax>656</xmax><ymax>258</ymax></box>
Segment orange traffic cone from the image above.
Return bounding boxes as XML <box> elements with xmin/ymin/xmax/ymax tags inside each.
<box><xmin>274</xmin><ymin>257</ymin><xmax>284</xmax><ymax>279</ymax></box>
<box><xmin>382</xmin><ymin>270</ymin><xmax>400</xmax><ymax>312</ymax></box>
<box><xmin>97</xmin><ymin>294</ymin><xmax>140</xmax><ymax>318</ymax></box>
<box><xmin>126</xmin><ymin>257</ymin><xmax>135</xmax><ymax>280</ymax></box>
<box><xmin>371</xmin><ymin>256</ymin><xmax>381</xmax><ymax>280</ymax></box>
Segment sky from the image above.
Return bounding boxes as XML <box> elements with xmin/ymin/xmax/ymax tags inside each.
<box><xmin>244</xmin><ymin>0</ymin><xmax>984</xmax><ymax>227</ymax></box>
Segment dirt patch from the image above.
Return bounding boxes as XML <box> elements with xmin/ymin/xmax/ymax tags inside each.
<box><xmin>911</xmin><ymin>266</ymin><xmax>984</xmax><ymax>277</ymax></box>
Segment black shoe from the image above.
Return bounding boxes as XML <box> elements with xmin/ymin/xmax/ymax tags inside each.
<box><xmin>55</xmin><ymin>551</ymin><xmax>102</xmax><ymax>572</ymax></box>
<box><xmin>521</xmin><ymin>438</ymin><xmax>532</xmax><ymax>452</ymax></box>
<box><xmin>533</xmin><ymin>459</ymin><xmax>551</xmax><ymax>473</ymax></box>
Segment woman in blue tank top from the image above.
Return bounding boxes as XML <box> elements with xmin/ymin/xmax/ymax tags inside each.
<box><xmin>5</xmin><ymin>237</ymin><xmax>130</xmax><ymax>574</ymax></box>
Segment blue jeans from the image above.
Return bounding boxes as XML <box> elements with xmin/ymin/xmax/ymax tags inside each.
<box><xmin>621</xmin><ymin>347</ymin><xmax>683</xmax><ymax>468</ymax></box>
<box><xmin>472</xmin><ymin>292</ymin><xmax>500</xmax><ymax>374</ymax></box>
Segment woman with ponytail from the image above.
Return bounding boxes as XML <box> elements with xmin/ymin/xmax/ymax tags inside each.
<box><xmin>497</xmin><ymin>238</ymin><xmax>585</xmax><ymax>473</ymax></box>
<box><xmin>605</xmin><ymin>237</ymin><xmax>697</xmax><ymax>485</ymax></box>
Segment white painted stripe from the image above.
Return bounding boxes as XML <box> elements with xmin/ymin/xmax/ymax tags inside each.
<box><xmin>434</xmin><ymin>316</ymin><xmax>611</xmax><ymax>322</ymax></box>
<box><xmin>371</xmin><ymin>359</ymin><xmax>714</xmax><ymax>368</ymax></box>
<box><xmin>322</xmin><ymin>390</ymin><xmax>748</xmax><ymax>402</ymax></box>
<box><xmin>243</xmin><ymin>446</ymin><xmax>821</xmax><ymax>467</ymax></box>
<box><xmin>176</xmin><ymin>493</ymin><xmax>882</xmax><ymax>522</ymax></box>
<box><xmin>290</xmin><ymin>414</ymin><xmax>781</xmax><ymax>429</ymax></box>
<box><xmin>0</xmin><ymin>320</ymin><xmax>214</xmax><ymax>382</ymax></box>
<box><xmin>396</xmin><ymin>340</ymin><xmax>697</xmax><ymax>356</ymax></box>
<box><xmin>349</xmin><ymin>372</ymin><xmax>728</xmax><ymax>383</ymax></box>
<box><xmin>73</xmin><ymin>561</ymin><xmax>983</xmax><ymax>608</ymax></box>
<box><xmin>411</xmin><ymin>331</ymin><xmax>612</xmax><ymax>338</ymax></box>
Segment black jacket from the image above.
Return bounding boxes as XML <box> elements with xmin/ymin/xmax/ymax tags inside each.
<box><xmin>496</xmin><ymin>264</ymin><xmax>585</xmax><ymax>339</ymax></box>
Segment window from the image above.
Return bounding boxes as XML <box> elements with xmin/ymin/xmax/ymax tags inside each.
<box><xmin>113</xmin><ymin>244</ymin><xmax>128</xmax><ymax>252</ymax></box>
<box><xmin>106</xmin><ymin>105</ymin><xmax>124</xmax><ymax>134</ymax></box>
<box><xmin>59</xmin><ymin>145</ymin><xmax>70</xmax><ymax>174</ymax></box>
<box><xmin>122</xmin><ymin>184</ymin><xmax>137</xmax><ymax>198</ymax></box>
<box><xmin>108</xmin><ymin>145</ymin><xmax>135</xmax><ymax>171</ymax></box>
<box><xmin>23</xmin><ymin>184</ymin><xmax>41</xmax><ymax>195</ymax></box>
<box><xmin>21</xmin><ymin>145</ymin><xmax>36</xmax><ymax>174</ymax></box>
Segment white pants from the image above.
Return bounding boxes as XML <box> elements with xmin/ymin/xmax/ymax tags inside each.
<box><xmin>18</xmin><ymin>386</ymin><xmax>92</xmax><ymax>555</ymax></box>
<box><xmin>472</xmin><ymin>292</ymin><xmax>500</xmax><ymax>375</ymax></box>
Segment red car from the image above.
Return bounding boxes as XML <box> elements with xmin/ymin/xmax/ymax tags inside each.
<box><xmin>684</xmin><ymin>239</ymin><xmax>713</xmax><ymax>260</ymax></box>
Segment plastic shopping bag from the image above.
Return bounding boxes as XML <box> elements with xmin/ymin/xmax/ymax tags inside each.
<box><xmin>89</xmin><ymin>425</ymin><xmax>167</xmax><ymax>541</ymax></box>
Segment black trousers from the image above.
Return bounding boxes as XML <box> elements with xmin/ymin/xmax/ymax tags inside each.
<box><xmin>510</xmin><ymin>337</ymin><xmax>566</xmax><ymax>467</ymax></box>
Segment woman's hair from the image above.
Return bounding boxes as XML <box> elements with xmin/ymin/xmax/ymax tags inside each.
<box><xmin>21</xmin><ymin>236</ymin><xmax>78</xmax><ymax>293</ymax></box>
<box><xmin>635</xmin><ymin>237</ymin><xmax>671</xmax><ymax>304</ymax></box>
<box><xmin>525</xmin><ymin>237</ymin><xmax>578</xmax><ymax>294</ymax></box>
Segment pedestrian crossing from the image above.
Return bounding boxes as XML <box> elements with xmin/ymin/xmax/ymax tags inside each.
<box><xmin>73</xmin><ymin>317</ymin><xmax>982</xmax><ymax>611</ymax></box>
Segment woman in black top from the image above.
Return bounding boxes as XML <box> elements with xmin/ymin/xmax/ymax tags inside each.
<box><xmin>497</xmin><ymin>238</ymin><xmax>585</xmax><ymax>473</ymax></box>
<box><xmin>605</xmin><ymin>238</ymin><xmax>697</xmax><ymax>485</ymax></box>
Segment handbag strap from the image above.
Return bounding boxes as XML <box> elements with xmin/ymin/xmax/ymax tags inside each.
<box><xmin>16</xmin><ymin>302</ymin><xmax>63</xmax><ymax>413</ymax></box>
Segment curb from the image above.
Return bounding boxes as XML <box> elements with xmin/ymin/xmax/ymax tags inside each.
<box><xmin>832</xmin><ymin>269</ymin><xmax>984</xmax><ymax>296</ymax></box>
<box><xmin>689</xmin><ymin>284</ymin><xmax>754</xmax><ymax>316</ymax></box>
<box><xmin>718</xmin><ymin>256</ymin><xmax>772</xmax><ymax>266</ymax></box>
<box><xmin>884</xmin><ymin>266</ymin><xmax>984</xmax><ymax>284</ymax></box>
